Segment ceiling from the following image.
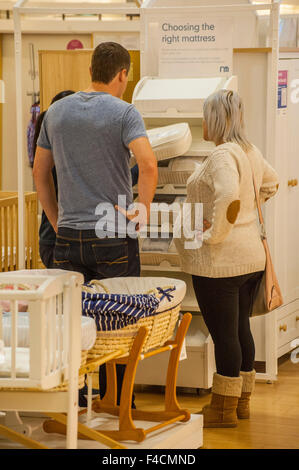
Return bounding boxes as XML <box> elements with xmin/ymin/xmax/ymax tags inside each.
<box><xmin>1</xmin><ymin>0</ymin><xmax>299</xmax><ymax>15</ymax></box>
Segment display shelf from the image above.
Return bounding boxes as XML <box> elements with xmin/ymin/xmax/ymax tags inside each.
<box><xmin>132</xmin><ymin>76</ymin><xmax>238</xmax><ymax>116</ymax></box>
<box><xmin>134</xmin><ymin>184</ymin><xmax>187</xmax><ymax>196</ymax></box>
<box><xmin>139</xmin><ymin>111</ymin><xmax>205</xmax><ymax>119</ymax></box>
<box><xmin>131</xmin><ymin>66</ymin><xmax>239</xmax><ymax>390</ymax></box>
<box><xmin>184</xmin><ymin>127</ymin><xmax>215</xmax><ymax>157</ymax></box>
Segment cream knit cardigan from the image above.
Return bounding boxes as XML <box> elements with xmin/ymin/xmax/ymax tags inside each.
<box><xmin>174</xmin><ymin>142</ymin><xmax>279</xmax><ymax>278</ymax></box>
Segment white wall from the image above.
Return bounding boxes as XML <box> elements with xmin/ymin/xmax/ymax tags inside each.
<box><xmin>1</xmin><ymin>33</ymin><xmax>91</xmax><ymax>192</ymax></box>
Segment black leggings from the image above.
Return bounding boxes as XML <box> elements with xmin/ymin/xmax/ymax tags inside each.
<box><xmin>192</xmin><ymin>271</ymin><xmax>263</xmax><ymax>377</ymax></box>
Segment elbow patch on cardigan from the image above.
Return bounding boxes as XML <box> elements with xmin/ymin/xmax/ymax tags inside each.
<box><xmin>226</xmin><ymin>200</ymin><xmax>240</xmax><ymax>224</ymax></box>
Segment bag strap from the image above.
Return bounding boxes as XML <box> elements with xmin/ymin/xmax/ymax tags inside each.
<box><xmin>247</xmin><ymin>152</ymin><xmax>266</xmax><ymax>240</ymax></box>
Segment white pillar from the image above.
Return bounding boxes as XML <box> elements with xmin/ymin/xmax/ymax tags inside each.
<box><xmin>13</xmin><ymin>0</ymin><xmax>28</xmax><ymax>270</ymax></box>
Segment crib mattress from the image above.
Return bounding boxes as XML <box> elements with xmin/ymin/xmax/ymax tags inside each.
<box><xmin>1</xmin><ymin>312</ymin><xmax>96</xmax><ymax>351</ymax></box>
<box><xmin>131</xmin><ymin>123</ymin><xmax>192</xmax><ymax>165</ymax></box>
<box><xmin>157</xmin><ymin>156</ymin><xmax>203</xmax><ymax>185</ymax></box>
<box><xmin>147</xmin><ymin>123</ymin><xmax>192</xmax><ymax>161</ymax></box>
<box><xmin>0</xmin><ymin>347</ymin><xmax>41</xmax><ymax>377</ymax></box>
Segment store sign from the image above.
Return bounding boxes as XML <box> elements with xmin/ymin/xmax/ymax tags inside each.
<box><xmin>278</xmin><ymin>70</ymin><xmax>288</xmax><ymax>109</ymax></box>
<box><xmin>67</xmin><ymin>39</ymin><xmax>84</xmax><ymax>50</ymax></box>
<box><xmin>158</xmin><ymin>17</ymin><xmax>233</xmax><ymax>78</ymax></box>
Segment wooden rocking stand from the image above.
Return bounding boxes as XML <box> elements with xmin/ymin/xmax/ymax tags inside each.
<box><xmin>44</xmin><ymin>312</ymin><xmax>192</xmax><ymax>444</ymax></box>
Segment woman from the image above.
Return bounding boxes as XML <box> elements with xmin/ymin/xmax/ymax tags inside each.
<box><xmin>33</xmin><ymin>90</ymin><xmax>75</xmax><ymax>268</ymax></box>
<box><xmin>175</xmin><ymin>89</ymin><xmax>279</xmax><ymax>428</ymax></box>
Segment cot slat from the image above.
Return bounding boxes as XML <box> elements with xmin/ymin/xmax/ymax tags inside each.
<box><xmin>0</xmin><ymin>192</ymin><xmax>38</xmax><ymax>272</ymax></box>
<box><xmin>9</xmin><ymin>205</ymin><xmax>14</xmax><ymax>271</ymax></box>
<box><xmin>0</xmin><ymin>207</ymin><xmax>3</xmax><ymax>272</ymax></box>
<box><xmin>3</xmin><ymin>207</ymin><xmax>8</xmax><ymax>271</ymax></box>
<box><xmin>11</xmin><ymin>298</ymin><xmax>18</xmax><ymax>380</ymax></box>
<box><xmin>26</xmin><ymin>200</ymin><xmax>30</xmax><ymax>269</ymax></box>
<box><xmin>16</xmin><ymin>199</ymin><xmax>19</xmax><ymax>269</ymax></box>
<box><xmin>46</xmin><ymin>299</ymin><xmax>51</xmax><ymax>376</ymax></box>
<box><xmin>52</xmin><ymin>297</ymin><xmax>57</xmax><ymax>372</ymax></box>
<box><xmin>58</xmin><ymin>293</ymin><xmax>63</xmax><ymax>370</ymax></box>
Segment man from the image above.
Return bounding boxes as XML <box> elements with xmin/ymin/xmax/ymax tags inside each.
<box><xmin>33</xmin><ymin>42</ymin><xmax>158</xmax><ymax>406</ymax></box>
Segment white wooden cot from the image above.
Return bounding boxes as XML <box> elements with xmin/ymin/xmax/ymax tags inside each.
<box><xmin>0</xmin><ymin>269</ymin><xmax>83</xmax><ymax>449</ymax></box>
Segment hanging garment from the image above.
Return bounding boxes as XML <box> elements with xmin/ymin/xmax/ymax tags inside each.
<box><xmin>27</xmin><ymin>101</ymin><xmax>40</xmax><ymax>167</ymax></box>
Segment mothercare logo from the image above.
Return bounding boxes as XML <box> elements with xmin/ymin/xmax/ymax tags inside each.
<box><xmin>95</xmin><ymin>196</ymin><xmax>204</xmax><ymax>250</ymax></box>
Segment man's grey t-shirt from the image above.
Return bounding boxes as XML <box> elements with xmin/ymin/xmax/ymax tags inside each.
<box><xmin>37</xmin><ymin>91</ymin><xmax>147</xmax><ymax>233</ymax></box>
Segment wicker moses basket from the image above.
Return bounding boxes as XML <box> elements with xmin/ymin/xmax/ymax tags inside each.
<box><xmin>82</xmin><ymin>277</ymin><xmax>187</xmax><ymax>359</ymax></box>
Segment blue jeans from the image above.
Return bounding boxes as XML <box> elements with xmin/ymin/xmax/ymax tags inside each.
<box><xmin>53</xmin><ymin>227</ymin><xmax>140</xmax><ymax>406</ymax></box>
<box><xmin>53</xmin><ymin>227</ymin><xmax>140</xmax><ymax>283</ymax></box>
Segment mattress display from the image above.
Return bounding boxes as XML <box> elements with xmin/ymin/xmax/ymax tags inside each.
<box><xmin>158</xmin><ymin>156</ymin><xmax>203</xmax><ymax>185</ymax></box>
<box><xmin>139</xmin><ymin>237</ymin><xmax>180</xmax><ymax>267</ymax></box>
<box><xmin>141</xmin><ymin>237</ymin><xmax>172</xmax><ymax>253</ymax></box>
<box><xmin>1</xmin><ymin>312</ymin><xmax>97</xmax><ymax>351</ymax></box>
<box><xmin>133</xmin><ymin>76</ymin><xmax>230</xmax><ymax>115</ymax></box>
<box><xmin>131</xmin><ymin>122</ymin><xmax>192</xmax><ymax>164</ymax></box>
<box><xmin>131</xmin><ymin>77</ymin><xmax>237</xmax><ymax>270</ymax></box>
<box><xmin>147</xmin><ymin>123</ymin><xmax>192</xmax><ymax>161</ymax></box>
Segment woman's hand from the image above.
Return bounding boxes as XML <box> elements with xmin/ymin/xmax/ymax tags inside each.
<box><xmin>203</xmin><ymin>219</ymin><xmax>211</xmax><ymax>232</ymax></box>
<box><xmin>197</xmin><ymin>219</ymin><xmax>211</xmax><ymax>241</ymax></box>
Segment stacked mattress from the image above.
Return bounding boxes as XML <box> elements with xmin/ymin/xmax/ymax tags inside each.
<box><xmin>157</xmin><ymin>156</ymin><xmax>204</xmax><ymax>186</ymax></box>
<box><xmin>131</xmin><ymin>122</ymin><xmax>206</xmax><ymax>187</ymax></box>
<box><xmin>131</xmin><ymin>122</ymin><xmax>192</xmax><ymax>165</ymax></box>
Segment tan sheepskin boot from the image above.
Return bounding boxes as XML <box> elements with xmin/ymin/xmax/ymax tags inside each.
<box><xmin>201</xmin><ymin>373</ymin><xmax>243</xmax><ymax>428</ymax></box>
<box><xmin>237</xmin><ymin>370</ymin><xmax>256</xmax><ymax>419</ymax></box>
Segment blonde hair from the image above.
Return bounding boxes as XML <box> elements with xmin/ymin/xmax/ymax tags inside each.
<box><xmin>203</xmin><ymin>89</ymin><xmax>252</xmax><ymax>152</ymax></box>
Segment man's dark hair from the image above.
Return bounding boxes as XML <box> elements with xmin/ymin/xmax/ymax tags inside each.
<box><xmin>91</xmin><ymin>42</ymin><xmax>131</xmax><ymax>84</ymax></box>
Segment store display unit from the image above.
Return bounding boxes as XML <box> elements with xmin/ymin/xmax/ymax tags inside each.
<box><xmin>133</xmin><ymin>0</ymin><xmax>288</xmax><ymax>388</ymax></box>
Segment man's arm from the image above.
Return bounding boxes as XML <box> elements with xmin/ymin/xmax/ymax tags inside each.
<box><xmin>33</xmin><ymin>146</ymin><xmax>58</xmax><ymax>233</ymax></box>
<box><xmin>129</xmin><ymin>136</ymin><xmax>158</xmax><ymax>222</ymax></box>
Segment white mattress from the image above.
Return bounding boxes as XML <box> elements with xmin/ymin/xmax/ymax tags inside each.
<box><xmin>169</xmin><ymin>156</ymin><xmax>202</xmax><ymax>172</ymax></box>
<box><xmin>141</xmin><ymin>238</ymin><xmax>172</xmax><ymax>254</ymax></box>
<box><xmin>131</xmin><ymin>123</ymin><xmax>192</xmax><ymax>163</ymax></box>
<box><xmin>133</xmin><ymin>77</ymin><xmax>227</xmax><ymax>114</ymax></box>
<box><xmin>1</xmin><ymin>312</ymin><xmax>96</xmax><ymax>351</ymax></box>
<box><xmin>86</xmin><ymin>277</ymin><xmax>186</xmax><ymax>313</ymax></box>
<box><xmin>0</xmin><ymin>347</ymin><xmax>40</xmax><ymax>377</ymax></box>
<box><xmin>158</xmin><ymin>157</ymin><xmax>203</xmax><ymax>185</ymax></box>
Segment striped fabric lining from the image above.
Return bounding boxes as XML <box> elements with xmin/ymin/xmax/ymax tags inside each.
<box><xmin>82</xmin><ymin>287</ymin><xmax>176</xmax><ymax>332</ymax></box>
